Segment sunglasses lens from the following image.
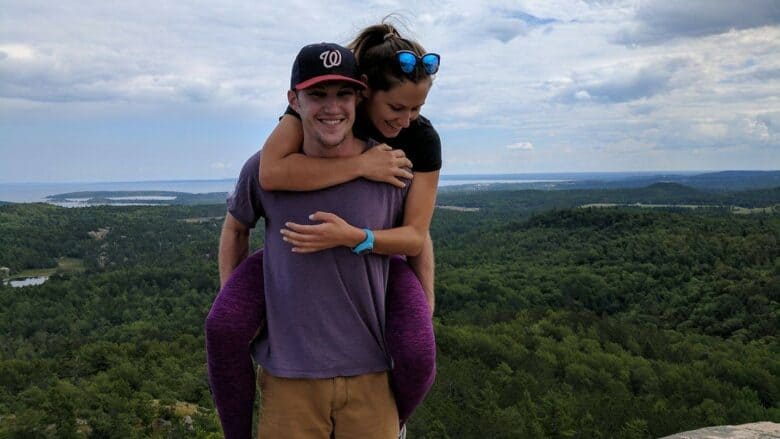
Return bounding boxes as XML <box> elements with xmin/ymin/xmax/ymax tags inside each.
<box><xmin>397</xmin><ymin>52</ymin><xmax>417</xmax><ymax>74</ymax></box>
<box><xmin>421</xmin><ymin>54</ymin><xmax>440</xmax><ymax>74</ymax></box>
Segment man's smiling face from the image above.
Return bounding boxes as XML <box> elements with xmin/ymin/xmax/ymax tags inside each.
<box><xmin>289</xmin><ymin>81</ymin><xmax>358</xmax><ymax>156</ymax></box>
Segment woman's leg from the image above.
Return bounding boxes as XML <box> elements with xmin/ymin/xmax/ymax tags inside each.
<box><xmin>385</xmin><ymin>256</ymin><xmax>437</xmax><ymax>424</ymax></box>
<box><xmin>205</xmin><ymin>250</ymin><xmax>266</xmax><ymax>439</ymax></box>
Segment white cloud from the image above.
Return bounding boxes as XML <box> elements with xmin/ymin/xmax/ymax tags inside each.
<box><xmin>507</xmin><ymin>142</ymin><xmax>534</xmax><ymax>150</ymax></box>
<box><xmin>692</xmin><ymin>123</ymin><xmax>729</xmax><ymax>139</ymax></box>
<box><xmin>0</xmin><ymin>44</ymin><xmax>35</xmax><ymax>60</ymax></box>
<box><xmin>211</xmin><ymin>161</ymin><xmax>230</xmax><ymax>170</ymax></box>
<box><xmin>557</xmin><ymin>57</ymin><xmax>691</xmax><ymax>104</ymax></box>
<box><xmin>574</xmin><ymin>90</ymin><xmax>591</xmax><ymax>100</ymax></box>
<box><xmin>744</xmin><ymin>117</ymin><xmax>772</xmax><ymax>141</ymax></box>
<box><xmin>615</xmin><ymin>0</ymin><xmax>780</xmax><ymax>45</ymax></box>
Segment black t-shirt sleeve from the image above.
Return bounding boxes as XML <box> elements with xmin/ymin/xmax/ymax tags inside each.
<box><xmin>226</xmin><ymin>152</ymin><xmax>265</xmax><ymax>228</ymax></box>
<box><xmin>399</xmin><ymin>116</ymin><xmax>442</xmax><ymax>173</ymax></box>
<box><xmin>282</xmin><ymin>105</ymin><xmax>301</xmax><ymax>120</ymax></box>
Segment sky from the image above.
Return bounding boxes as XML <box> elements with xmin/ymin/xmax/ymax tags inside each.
<box><xmin>1</xmin><ymin>0</ymin><xmax>779</xmax><ymax>183</ymax></box>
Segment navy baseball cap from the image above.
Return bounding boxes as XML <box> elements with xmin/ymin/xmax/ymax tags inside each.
<box><xmin>290</xmin><ymin>42</ymin><xmax>366</xmax><ymax>91</ymax></box>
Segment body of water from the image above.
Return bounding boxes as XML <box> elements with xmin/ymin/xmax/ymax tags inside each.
<box><xmin>0</xmin><ymin>180</ymin><xmax>238</xmax><ymax>203</ymax></box>
<box><xmin>4</xmin><ymin>276</ymin><xmax>49</xmax><ymax>288</ymax></box>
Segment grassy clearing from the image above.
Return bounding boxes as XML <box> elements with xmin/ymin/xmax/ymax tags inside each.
<box><xmin>149</xmin><ymin>400</ymin><xmax>201</xmax><ymax>417</ymax></box>
<box><xmin>580</xmin><ymin>203</ymin><xmax>720</xmax><ymax>209</ymax></box>
<box><xmin>179</xmin><ymin>216</ymin><xmax>224</xmax><ymax>223</ymax></box>
<box><xmin>9</xmin><ymin>267</ymin><xmax>57</xmax><ymax>279</ymax></box>
<box><xmin>57</xmin><ymin>257</ymin><xmax>86</xmax><ymax>272</ymax></box>
<box><xmin>579</xmin><ymin>203</ymin><xmax>618</xmax><ymax>208</ymax></box>
<box><xmin>173</xmin><ymin>402</ymin><xmax>199</xmax><ymax>417</ymax></box>
<box><xmin>581</xmin><ymin>203</ymin><xmax>780</xmax><ymax>214</ymax></box>
<box><xmin>731</xmin><ymin>205</ymin><xmax>779</xmax><ymax>214</ymax></box>
<box><xmin>436</xmin><ymin>205</ymin><xmax>481</xmax><ymax>212</ymax></box>
<box><xmin>7</xmin><ymin>257</ymin><xmax>85</xmax><ymax>280</ymax></box>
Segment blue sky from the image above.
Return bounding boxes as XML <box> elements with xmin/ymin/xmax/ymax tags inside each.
<box><xmin>1</xmin><ymin>0</ymin><xmax>779</xmax><ymax>182</ymax></box>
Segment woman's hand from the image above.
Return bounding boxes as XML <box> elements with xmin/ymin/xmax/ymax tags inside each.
<box><xmin>360</xmin><ymin>144</ymin><xmax>414</xmax><ymax>188</ymax></box>
<box><xmin>281</xmin><ymin>212</ymin><xmax>366</xmax><ymax>253</ymax></box>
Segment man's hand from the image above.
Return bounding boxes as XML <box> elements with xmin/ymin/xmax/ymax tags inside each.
<box><xmin>360</xmin><ymin>144</ymin><xmax>413</xmax><ymax>188</ymax></box>
<box><xmin>281</xmin><ymin>212</ymin><xmax>365</xmax><ymax>253</ymax></box>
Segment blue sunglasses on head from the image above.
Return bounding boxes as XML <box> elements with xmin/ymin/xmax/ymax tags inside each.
<box><xmin>395</xmin><ymin>50</ymin><xmax>441</xmax><ymax>75</ymax></box>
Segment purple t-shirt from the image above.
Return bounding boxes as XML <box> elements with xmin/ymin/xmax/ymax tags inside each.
<box><xmin>227</xmin><ymin>150</ymin><xmax>409</xmax><ymax>378</ymax></box>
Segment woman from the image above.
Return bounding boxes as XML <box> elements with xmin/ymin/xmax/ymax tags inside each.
<box><xmin>206</xmin><ymin>21</ymin><xmax>441</xmax><ymax>438</ymax></box>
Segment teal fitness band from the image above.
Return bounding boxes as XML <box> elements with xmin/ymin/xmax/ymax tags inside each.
<box><xmin>352</xmin><ymin>228</ymin><xmax>374</xmax><ymax>255</ymax></box>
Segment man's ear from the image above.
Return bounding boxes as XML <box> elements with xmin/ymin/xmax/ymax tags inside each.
<box><xmin>287</xmin><ymin>89</ymin><xmax>300</xmax><ymax>111</ymax></box>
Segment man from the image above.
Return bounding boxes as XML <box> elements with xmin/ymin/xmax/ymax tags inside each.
<box><xmin>219</xmin><ymin>42</ymin><xmax>406</xmax><ymax>438</ymax></box>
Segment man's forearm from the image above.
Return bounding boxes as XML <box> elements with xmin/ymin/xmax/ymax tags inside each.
<box><xmin>408</xmin><ymin>233</ymin><xmax>435</xmax><ymax>315</ymax></box>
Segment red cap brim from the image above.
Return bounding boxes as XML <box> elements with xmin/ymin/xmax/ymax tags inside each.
<box><xmin>294</xmin><ymin>74</ymin><xmax>366</xmax><ymax>90</ymax></box>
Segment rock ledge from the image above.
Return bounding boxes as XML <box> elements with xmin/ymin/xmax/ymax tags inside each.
<box><xmin>660</xmin><ymin>422</ymin><xmax>780</xmax><ymax>439</ymax></box>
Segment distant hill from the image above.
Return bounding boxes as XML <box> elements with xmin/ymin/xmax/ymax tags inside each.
<box><xmin>588</xmin><ymin>170</ymin><xmax>780</xmax><ymax>191</ymax></box>
<box><xmin>582</xmin><ymin>181</ymin><xmax>780</xmax><ymax>206</ymax></box>
<box><xmin>601</xmin><ymin>170</ymin><xmax>780</xmax><ymax>191</ymax></box>
<box><xmin>674</xmin><ymin>170</ymin><xmax>780</xmax><ymax>191</ymax></box>
<box><xmin>628</xmin><ymin>182</ymin><xmax>708</xmax><ymax>199</ymax></box>
<box><xmin>436</xmin><ymin>182</ymin><xmax>780</xmax><ymax>218</ymax></box>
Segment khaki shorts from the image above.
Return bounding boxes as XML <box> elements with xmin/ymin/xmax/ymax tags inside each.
<box><xmin>258</xmin><ymin>369</ymin><xmax>399</xmax><ymax>439</ymax></box>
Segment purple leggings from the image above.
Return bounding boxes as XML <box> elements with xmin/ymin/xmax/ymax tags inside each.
<box><xmin>205</xmin><ymin>250</ymin><xmax>436</xmax><ymax>439</ymax></box>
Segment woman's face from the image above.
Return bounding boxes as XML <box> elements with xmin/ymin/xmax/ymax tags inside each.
<box><xmin>363</xmin><ymin>78</ymin><xmax>432</xmax><ymax>138</ymax></box>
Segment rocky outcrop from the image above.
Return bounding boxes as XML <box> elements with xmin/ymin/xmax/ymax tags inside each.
<box><xmin>660</xmin><ymin>422</ymin><xmax>780</xmax><ymax>439</ymax></box>
<box><xmin>88</xmin><ymin>227</ymin><xmax>110</xmax><ymax>240</ymax></box>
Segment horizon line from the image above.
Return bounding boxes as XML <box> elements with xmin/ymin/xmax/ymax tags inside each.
<box><xmin>1</xmin><ymin>169</ymin><xmax>778</xmax><ymax>185</ymax></box>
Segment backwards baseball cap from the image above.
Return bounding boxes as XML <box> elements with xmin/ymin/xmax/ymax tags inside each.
<box><xmin>290</xmin><ymin>42</ymin><xmax>366</xmax><ymax>91</ymax></box>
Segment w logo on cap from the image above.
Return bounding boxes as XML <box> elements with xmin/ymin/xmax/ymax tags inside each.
<box><xmin>291</xmin><ymin>42</ymin><xmax>365</xmax><ymax>90</ymax></box>
<box><xmin>320</xmin><ymin>50</ymin><xmax>342</xmax><ymax>68</ymax></box>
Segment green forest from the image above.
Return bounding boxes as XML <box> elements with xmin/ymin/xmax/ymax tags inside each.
<box><xmin>0</xmin><ymin>184</ymin><xmax>778</xmax><ymax>438</ymax></box>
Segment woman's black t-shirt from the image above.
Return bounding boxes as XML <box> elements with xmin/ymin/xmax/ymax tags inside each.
<box><xmin>283</xmin><ymin>106</ymin><xmax>442</xmax><ymax>172</ymax></box>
